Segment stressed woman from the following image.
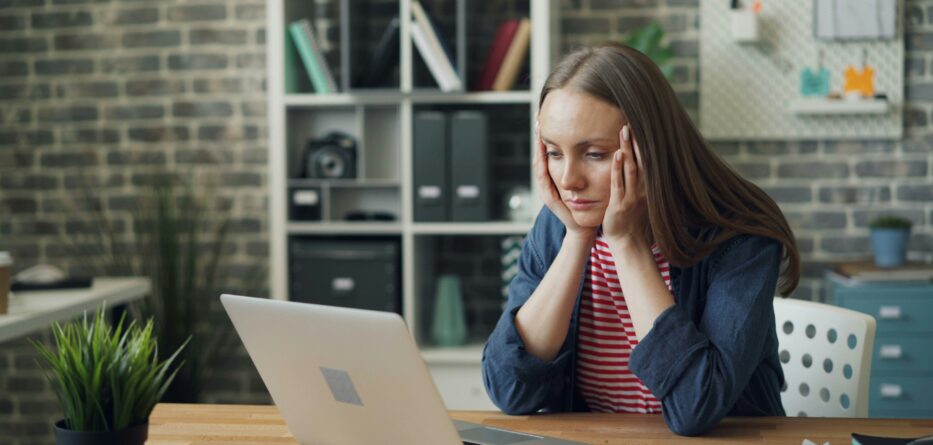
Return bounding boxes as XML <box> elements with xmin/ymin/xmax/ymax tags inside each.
<box><xmin>481</xmin><ymin>42</ymin><xmax>800</xmax><ymax>436</ymax></box>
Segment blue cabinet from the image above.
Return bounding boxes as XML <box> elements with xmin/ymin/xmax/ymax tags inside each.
<box><xmin>827</xmin><ymin>274</ymin><xmax>933</xmax><ymax>418</ymax></box>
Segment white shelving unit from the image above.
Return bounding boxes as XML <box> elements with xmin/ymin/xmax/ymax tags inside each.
<box><xmin>788</xmin><ymin>97</ymin><xmax>890</xmax><ymax>115</ymax></box>
<box><xmin>267</xmin><ymin>0</ymin><xmax>559</xmax><ymax>409</ymax></box>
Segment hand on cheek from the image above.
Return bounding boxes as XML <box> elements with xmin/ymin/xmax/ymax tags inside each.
<box><xmin>602</xmin><ymin>125</ymin><xmax>649</xmax><ymax>248</ymax></box>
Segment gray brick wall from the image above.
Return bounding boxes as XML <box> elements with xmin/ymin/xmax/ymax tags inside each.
<box><xmin>0</xmin><ymin>1</ymin><xmax>269</xmax><ymax>444</ymax></box>
<box><xmin>0</xmin><ymin>0</ymin><xmax>931</xmax><ymax>443</ymax></box>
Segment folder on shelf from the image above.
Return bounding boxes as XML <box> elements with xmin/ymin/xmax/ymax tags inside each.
<box><xmin>288</xmin><ymin>19</ymin><xmax>339</xmax><ymax>94</ymax></box>
<box><xmin>410</xmin><ymin>1</ymin><xmax>462</xmax><ymax>92</ymax></box>
<box><xmin>354</xmin><ymin>16</ymin><xmax>400</xmax><ymax>88</ymax></box>
<box><xmin>473</xmin><ymin>19</ymin><xmax>521</xmax><ymax>91</ymax></box>
<box><xmin>413</xmin><ymin>112</ymin><xmax>449</xmax><ymax>222</ymax></box>
<box><xmin>492</xmin><ymin>18</ymin><xmax>531</xmax><ymax>91</ymax></box>
<box><xmin>449</xmin><ymin>111</ymin><xmax>489</xmax><ymax>221</ymax></box>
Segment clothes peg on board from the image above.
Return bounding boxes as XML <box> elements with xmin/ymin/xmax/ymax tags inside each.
<box><xmin>800</xmin><ymin>50</ymin><xmax>830</xmax><ymax>97</ymax></box>
<box><xmin>843</xmin><ymin>48</ymin><xmax>875</xmax><ymax>97</ymax></box>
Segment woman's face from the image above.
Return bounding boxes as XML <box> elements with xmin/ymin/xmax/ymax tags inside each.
<box><xmin>538</xmin><ymin>88</ymin><xmax>626</xmax><ymax>228</ymax></box>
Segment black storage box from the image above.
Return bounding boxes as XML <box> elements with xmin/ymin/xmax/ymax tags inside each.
<box><xmin>289</xmin><ymin>186</ymin><xmax>323</xmax><ymax>221</ymax></box>
<box><xmin>288</xmin><ymin>237</ymin><xmax>401</xmax><ymax>314</ymax></box>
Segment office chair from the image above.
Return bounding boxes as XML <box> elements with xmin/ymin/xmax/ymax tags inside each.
<box><xmin>773</xmin><ymin>298</ymin><xmax>877</xmax><ymax>417</ymax></box>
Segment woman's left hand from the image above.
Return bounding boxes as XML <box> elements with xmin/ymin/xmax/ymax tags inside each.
<box><xmin>602</xmin><ymin>124</ymin><xmax>649</xmax><ymax>249</ymax></box>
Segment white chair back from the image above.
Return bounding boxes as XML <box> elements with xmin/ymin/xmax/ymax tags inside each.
<box><xmin>773</xmin><ymin>298</ymin><xmax>876</xmax><ymax>417</ymax></box>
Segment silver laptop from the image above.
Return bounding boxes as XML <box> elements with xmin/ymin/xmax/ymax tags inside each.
<box><xmin>221</xmin><ymin>294</ymin><xmax>583</xmax><ymax>445</ymax></box>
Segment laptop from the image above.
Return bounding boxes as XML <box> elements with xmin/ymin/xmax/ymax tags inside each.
<box><xmin>220</xmin><ymin>294</ymin><xmax>584</xmax><ymax>445</ymax></box>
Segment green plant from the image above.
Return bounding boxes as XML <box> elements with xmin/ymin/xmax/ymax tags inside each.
<box><xmin>57</xmin><ymin>172</ymin><xmax>262</xmax><ymax>403</ymax></box>
<box><xmin>31</xmin><ymin>307</ymin><xmax>187</xmax><ymax>432</ymax></box>
<box><xmin>869</xmin><ymin>215</ymin><xmax>913</xmax><ymax>229</ymax></box>
<box><xmin>138</xmin><ymin>177</ymin><xmax>232</xmax><ymax>402</ymax></box>
<box><xmin>624</xmin><ymin>22</ymin><xmax>674</xmax><ymax>80</ymax></box>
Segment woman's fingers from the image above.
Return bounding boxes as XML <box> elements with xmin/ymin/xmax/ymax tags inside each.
<box><xmin>620</xmin><ymin>125</ymin><xmax>642</xmax><ymax>203</ymax></box>
<box><xmin>612</xmin><ymin>127</ymin><xmax>625</xmax><ymax>202</ymax></box>
<box><xmin>632</xmin><ymin>133</ymin><xmax>645</xmax><ymax>172</ymax></box>
<box><xmin>631</xmin><ymin>131</ymin><xmax>647</xmax><ymax>199</ymax></box>
<box><xmin>533</xmin><ymin>137</ymin><xmax>560</xmax><ymax>203</ymax></box>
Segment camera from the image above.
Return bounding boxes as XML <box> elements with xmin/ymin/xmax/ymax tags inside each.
<box><xmin>301</xmin><ymin>131</ymin><xmax>357</xmax><ymax>179</ymax></box>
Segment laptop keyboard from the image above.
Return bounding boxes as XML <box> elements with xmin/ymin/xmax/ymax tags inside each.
<box><xmin>459</xmin><ymin>425</ymin><xmax>544</xmax><ymax>445</ymax></box>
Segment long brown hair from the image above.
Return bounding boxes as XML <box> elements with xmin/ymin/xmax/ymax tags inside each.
<box><xmin>540</xmin><ymin>42</ymin><xmax>800</xmax><ymax>297</ymax></box>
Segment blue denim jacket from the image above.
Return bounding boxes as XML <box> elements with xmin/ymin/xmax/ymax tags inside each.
<box><xmin>482</xmin><ymin>207</ymin><xmax>786</xmax><ymax>436</ymax></box>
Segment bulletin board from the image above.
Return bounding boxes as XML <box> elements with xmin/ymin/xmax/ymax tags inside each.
<box><xmin>699</xmin><ymin>0</ymin><xmax>903</xmax><ymax>140</ymax></box>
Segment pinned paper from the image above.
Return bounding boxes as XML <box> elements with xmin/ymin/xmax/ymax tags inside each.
<box><xmin>843</xmin><ymin>65</ymin><xmax>875</xmax><ymax>97</ymax></box>
<box><xmin>801</xmin><ymin>67</ymin><xmax>830</xmax><ymax>96</ymax></box>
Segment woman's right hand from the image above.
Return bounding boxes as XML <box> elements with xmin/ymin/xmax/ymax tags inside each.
<box><xmin>534</xmin><ymin>122</ymin><xmax>596</xmax><ymax>241</ymax></box>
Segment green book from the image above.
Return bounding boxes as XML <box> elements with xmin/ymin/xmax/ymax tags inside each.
<box><xmin>287</xmin><ymin>19</ymin><xmax>331</xmax><ymax>94</ymax></box>
<box><xmin>284</xmin><ymin>30</ymin><xmax>300</xmax><ymax>94</ymax></box>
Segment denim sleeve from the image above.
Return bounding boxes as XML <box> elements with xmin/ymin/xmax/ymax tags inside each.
<box><xmin>481</xmin><ymin>212</ymin><xmax>574</xmax><ymax>414</ymax></box>
<box><xmin>628</xmin><ymin>235</ymin><xmax>782</xmax><ymax>436</ymax></box>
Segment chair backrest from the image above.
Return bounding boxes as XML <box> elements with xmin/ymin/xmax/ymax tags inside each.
<box><xmin>773</xmin><ymin>298</ymin><xmax>876</xmax><ymax>417</ymax></box>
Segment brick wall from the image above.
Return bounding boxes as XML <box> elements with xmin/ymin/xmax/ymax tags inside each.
<box><xmin>0</xmin><ymin>1</ymin><xmax>269</xmax><ymax>444</ymax></box>
<box><xmin>1</xmin><ymin>0</ymin><xmax>931</xmax><ymax>443</ymax></box>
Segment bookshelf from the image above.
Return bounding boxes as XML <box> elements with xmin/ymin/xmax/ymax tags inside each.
<box><xmin>267</xmin><ymin>0</ymin><xmax>560</xmax><ymax>409</ymax></box>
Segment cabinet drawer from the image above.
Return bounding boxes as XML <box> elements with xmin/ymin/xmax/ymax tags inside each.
<box><xmin>428</xmin><ymin>364</ymin><xmax>497</xmax><ymax>411</ymax></box>
<box><xmin>869</xmin><ymin>408</ymin><xmax>933</xmax><ymax>419</ymax></box>
<box><xmin>869</xmin><ymin>376</ymin><xmax>933</xmax><ymax>413</ymax></box>
<box><xmin>871</xmin><ymin>337</ymin><xmax>933</xmax><ymax>373</ymax></box>
<box><xmin>836</xmin><ymin>292</ymin><xmax>933</xmax><ymax>334</ymax></box>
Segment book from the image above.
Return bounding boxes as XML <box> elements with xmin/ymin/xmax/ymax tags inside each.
<box><xmin>284</xmin><ymin>30</ymin><xmax>301</xmax><ymax>93</ymax></box>
<box><xmin>492</xmin><ymin>18</ymin><xmax>531</xmax><ymax>91</ymax></box>
<box><xmin>410</xmin><ymin>20</ymin><xmax>459</xmax><ymax>92</ymax></box>
<box><xmin>473</xmin><ymin>19</ymin><xmax>521</xmax><ymax>91</ymax></box>
<box><xmin>287</xmin><ymin>19</ymin><xmax>338</xmax><ymax>94</ymax></box>
<box><xmin>410</xmin><ymin>1</ymin><xmax>462</xmax><ymax>91</ymax></box>
<box><xmin>354</xmin><ymin>16</ymin><xmax>400</xmax><ymax>88</ymax></box>
<box><xmin>831</xmin><ymin>260</ymin><xmax>933</xmax><ymax>284</ymax></box>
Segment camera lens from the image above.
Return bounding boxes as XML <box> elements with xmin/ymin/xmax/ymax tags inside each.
<box><xmin>317</xmin><ymin>152</ymin><xmax>345</xmax><ymax>178</ymax></box>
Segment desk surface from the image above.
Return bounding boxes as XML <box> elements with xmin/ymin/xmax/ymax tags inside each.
<box><xmin>148</xmin><ymin>403</ymin><xmax>933</xmax><ymax>444</ymax></box>
<box><xmin>0</xmin><ymin>277</ymin><xmax>150</xmax><ymax>343</ymax></box>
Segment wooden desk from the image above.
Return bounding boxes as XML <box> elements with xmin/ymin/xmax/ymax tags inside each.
<box><xmin>0</xmin><ymin>277</ymin><xmax>150</xmax><ymax>343</ymax></box>
<box><xmin>148</xmin><ymin>403</ymin><xmax>933</xmax><ymax>444</ymax></box>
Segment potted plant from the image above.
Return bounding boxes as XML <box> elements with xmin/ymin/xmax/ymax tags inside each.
<box><xmin>624</xmin><ymin>22</ymin><xmax>674</xmax><ymax>80</ymax></box>
<box><xmin>31</xmin><ymin>307</ymin><xmax>187</xmax><ymax>445</ymax></box>
<box><xmin>869</xmin><ymin>215</ymin><xmax>913</xmax><ymax>268</ymax></box>
<box><xmin>59</xmin><ymin>172</ymin><xmax>259</xmax><ymax>403</ymax></box>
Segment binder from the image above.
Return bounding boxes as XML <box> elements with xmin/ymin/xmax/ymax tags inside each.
<box><xmin>413</xmin><ymin>112</ymin><xmax>448</xmax><ymax>222</ymax></box>
<box><xmin>449</xmin><ymin>111</ymin><xmax>489</xmax><ymax>221</ymax></box>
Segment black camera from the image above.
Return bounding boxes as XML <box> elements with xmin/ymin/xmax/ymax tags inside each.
<box><xmin>301</xmin><ymin>131</ymin><xmax>357</xmax><ymax>179</ymax></box>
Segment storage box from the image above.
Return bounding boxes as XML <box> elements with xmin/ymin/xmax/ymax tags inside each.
<box><xmin>289</xmin><ymin>237</ymin><xmax>401</xmax><ymax>314</ymax></box>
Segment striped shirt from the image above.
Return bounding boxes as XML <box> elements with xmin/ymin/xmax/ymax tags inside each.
<box><xmin>575</xmin><ymin>234</ymin><xmax>671</xmax><ymax>414</ymax></box>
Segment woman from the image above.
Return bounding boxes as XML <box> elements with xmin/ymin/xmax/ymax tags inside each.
<box><xmin>482</xmin><ymin>42</ymin><xmax>800</xmax><ymax>436</ymax></box>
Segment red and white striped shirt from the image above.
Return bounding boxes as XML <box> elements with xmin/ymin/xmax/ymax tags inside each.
<box><xmin>575</xmin><ymin>234</ymin><xmax>671</xmax><ymax>414</ymax></box>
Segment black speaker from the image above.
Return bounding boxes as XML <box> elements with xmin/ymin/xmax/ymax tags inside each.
<box><xmin>301</xmin><ymin>131</ymin><xmax>357</xmax><ymax>179</ymax></box>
